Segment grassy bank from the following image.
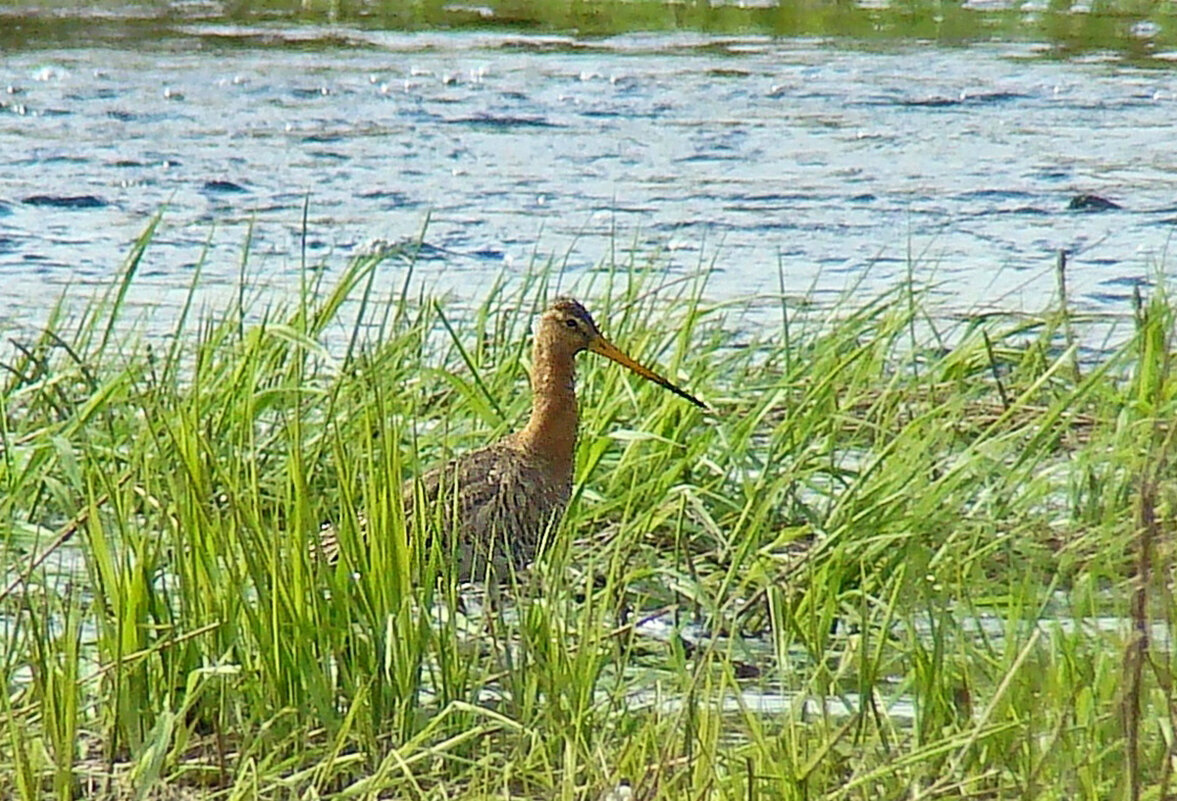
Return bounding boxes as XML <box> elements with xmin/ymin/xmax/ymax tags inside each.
<box><xmin>4</xmin><ymin>0</ymin><xmax>1177</xmax><ymax>64</ymax></box>
<box><xmin>1</xmin><ymin>224</ymin><xmax>1174</xmax><ymax>799</ymax></box>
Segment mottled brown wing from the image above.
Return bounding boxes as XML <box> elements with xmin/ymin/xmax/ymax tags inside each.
<box><xmin>410</xmin><ymin>441</ymin><xmax>571</xmax><ymax>580</ymax></box>
<box><xmin>311</xmin><ymin>441</ymin><xmax>572</xmax><ymax>582</ymax></box>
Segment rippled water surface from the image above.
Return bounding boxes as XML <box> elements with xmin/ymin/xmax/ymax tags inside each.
<box><xmin>2</xmin><ymin>22</ymin><xmax>1176</xmax><ymax>335</ymax></box>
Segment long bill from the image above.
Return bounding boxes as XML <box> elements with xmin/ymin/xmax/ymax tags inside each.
<box><xmin>589</xmin><ymin>337</ymin><xmax>708</xmax><ymax>410</ymax></box>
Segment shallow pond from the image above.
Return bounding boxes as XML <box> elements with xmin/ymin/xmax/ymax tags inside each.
<box><xmin>1</xmin><ymin>6</ymin><xmax>1176</xmax><ymax>342</ymax></box>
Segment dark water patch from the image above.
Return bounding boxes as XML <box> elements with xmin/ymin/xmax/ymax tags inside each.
<box><xmin>654</xmin><ymin>217</ymin><xmax>873</xmax><ymax>236</ymax></box>
<box><xmin>291</xmin><ymin>87</ymin><xmax>332</xmax><ymax>98</ymax></box>
<box><xmin>957</xmin><ymin>189</ymin><xmax>1038</xmax><ymax>201</ymax></box>
<box><xmin>649</xmin><ymin>219</ymin><xmax>722</xmax><ymax>233</ymax></box>
<box><xmin>731</xmin><ymin>193</ymin><xmax>820</xmax><ymax>203</ymax></box>
<box><xmin>647</xmin><ymin>191</ymin><xmax>730</xmax><ymax>205</ymax></box>
<box><xmin>591</xmin><ymin>204</ymin><xmax>655</xmax><ymax>214</ymax></box>
<box><xmin>1088</xmin><ymin>291</ymin><xmax>1134</xmax><ymax>304</ymax></box>
<box><xmin>185</xmin><ymin>27</ymin><xmax>383</xmax><ymax>53</ymax></box>
<box><xmin>22</xmin><ymin>195</ymin><xmax>106</xmax><ymax>209</ymax></box>
<box><xmin>301</xmin><ymin>133</ymin><xmax>343</xmax><ymax>144</ymax></box>
<box><xmin>249</xmin><ymin>203</ymin><xmax>302</xmax><ymax>215</ymax></box>
<box><xmin>38</xmin><ymin>155</ymin><xmax>90</xmax><ymax>166</ymax></box>
<box><xmin>269</xmin><ymin>192</ymin><xmax>310</xmax><ymax>207</ymax></box>
<box><xmin>875</xmin><ymin>89</ymin><xmax>1031</xmax><ymax>109</ymax></box>
<box><xmin>890</xmin><ymin>91</ymin><xmax>1031</xmax><ymax>108</ymax></box>
<box><xmin>579</xmin><ymin>108</ymin><xmax>633</xmax><ymax>119</ymax></box>
<box><xmin>68</xmin><ymin>87</ymin><xmax>118</xmax><ymax>100</ymax></box>
<box><xmin>492</xmin><ymin>37</ymin><xmax>583</xmax><ymax>53</ymax></box>
<box><xmin>139</xmin><ymin>152</ymin><xmax>183</xmax><ymax>168</ymax></box>
<box><xmin>825</xmin><ymin>260</ymin><xmax>862</xmax><ymax>273</ymax></box>
<box><xmin>769</xmin><ymin>87</ymin><xmax>847</xmax><ymax>102</ymax></box>
<box><xmin>968</xmin><ymin>205</ymin><xmax>1052</xmax><ymax>217</ymax></box>
<box><xmin>447</xmin><ymin>114</ymin><xmax>559</xmax><ymax>129</ymax></box>
<box><xmin>358</xmin><ymin>190</ymin><xmax>421</xmax><ymax>209</ymax></box>
<box><xmin>723</xmin><ymin>203</ymin><xmax>806</xmax><ymax>214</ymax></box>
<box><xmin>202</xmin><ymin>180</ymin><xmax>249</xmax><ymax>194</ymax></box>
<box><xmin>1031</xmin><ymin>169</ymin><xmax>1071</xmax><ymax>181</ymax></box>
<box><xmin>1099</xmin><ymin>275</ymin><xmax>1150</xmax><ymax>288</ymax></box>
<box><xmin>674</xmin><ymin>153</ymin><xmax>744</xmax><ymax>163</ymax></box>
<box><xmin>307</xmin><ymin>150</ymin><xmax>350</xmax><ymax>161</ymax></box>
<box><xmin>963</xmin><ymin>91</ymin><xmax>1029</xmax><ymax>104</ymax></box>
<box><xmin>890</xmin><ymin>95</ymin><xmax>956</xmax><ymax>108</ymax></box>
<box><xmin>1068</xmin><ymin>194</ymin><xmax>1122</xmax><ymax>211</ymax></box>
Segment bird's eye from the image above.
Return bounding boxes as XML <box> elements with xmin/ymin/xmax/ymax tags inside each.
<box><xmin>564</xmin><ymin>318</ymin><xmax>579</xmax><ymax>330</ymax></box>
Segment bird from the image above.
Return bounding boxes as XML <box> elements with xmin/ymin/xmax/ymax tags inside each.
<box><xmin>314</xmin><ymin>297</ymin><xmax>706</xmax><ymax>582</ymax></box>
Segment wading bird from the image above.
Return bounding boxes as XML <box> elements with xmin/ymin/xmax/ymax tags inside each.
<box><xmin>315</xmin><ymin>297</ymin><xmax>706</xmax><ymax>581</ymax></box>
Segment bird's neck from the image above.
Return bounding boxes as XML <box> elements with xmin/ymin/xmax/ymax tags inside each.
<box><xmin>517</xmin><ymin>340</ymin><xmax>578</xmax><ymax>471</ymax></box>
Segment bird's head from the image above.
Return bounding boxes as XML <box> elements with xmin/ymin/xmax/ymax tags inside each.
<box><xmin>540</xmin><ymin>297</ymin><xmax>604</xmax><ymax>355</ymax></box>
<box><xmin>538</xmin><ymin>297</ymin><xmax>707</xmax><ymax>409</ymax></box>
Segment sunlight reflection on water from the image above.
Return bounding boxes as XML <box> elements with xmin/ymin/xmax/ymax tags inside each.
<box><xmin>1</xmin><ymin>29</ymin><xmax>1174</xmax><ymax>347</ymax></box>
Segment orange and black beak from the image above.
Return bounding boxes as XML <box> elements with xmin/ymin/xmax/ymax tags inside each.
<box><xmin>588</xmin><ymin>336</ymin><xmax>708</xmax><ymax>410</ymax></box>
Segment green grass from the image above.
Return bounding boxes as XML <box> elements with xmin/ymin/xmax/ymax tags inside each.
<box><xmin>1</xmin><ymin>219</ymin><xmax>1175</xmax><ymax>800</ymax></box>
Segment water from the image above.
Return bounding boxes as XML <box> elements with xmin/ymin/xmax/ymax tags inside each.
<box><xmin>2</xmin><ymin>20</ymin><xmax>1176</xmax><ymax>341</ymax></box>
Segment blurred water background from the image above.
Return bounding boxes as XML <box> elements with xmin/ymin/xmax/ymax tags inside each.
<box><xmin>1</xmin><ymin>0</ymin><xmax>1175</xmax><ymax>342</ymax></box>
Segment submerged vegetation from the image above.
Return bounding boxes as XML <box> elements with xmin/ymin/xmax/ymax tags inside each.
<box><xmin>1</xmin><ymin>220</ymin><xmax>1175</xmax><ymax>799</ymax></box>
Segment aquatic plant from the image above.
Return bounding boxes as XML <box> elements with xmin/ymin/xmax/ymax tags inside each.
<box><xmin>0</xmin><ymin>219</ymin><xmax>1173</xmax><ymax>799</ymax></box>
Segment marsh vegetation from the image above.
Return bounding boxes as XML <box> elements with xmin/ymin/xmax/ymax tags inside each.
<box><xmin>1</xmin><ymin>220</ymin><xmax>1173</xmax><ymax>798</ymax></box>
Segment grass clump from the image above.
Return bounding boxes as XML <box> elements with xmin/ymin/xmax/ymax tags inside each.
<box><xmin>1</xmin><ymin>221</ymin><xmax>1174</xmax><ymax>799</ymax></box>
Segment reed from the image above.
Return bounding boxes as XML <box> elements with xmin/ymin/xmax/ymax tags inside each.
<box><xmin>0</xmin><ymin>218</ymin><xmax>1173</xmax><ymax>799</ymax></box>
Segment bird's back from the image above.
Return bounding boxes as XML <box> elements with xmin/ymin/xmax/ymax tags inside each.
<box><xmin>317</xmin><ymin>437</ymin><xmax>573</xmax><ymax>581</ymax></box>
<box><xmin>412</xmin><ymin>437</ymin><xmax>572</xmax><ymax>580</ymax></box>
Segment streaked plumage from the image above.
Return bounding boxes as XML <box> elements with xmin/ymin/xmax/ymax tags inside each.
<box><xmin>315</xmin><ymin>297</ymin><xmax>706</xmax><ymax>581</ymax></box>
